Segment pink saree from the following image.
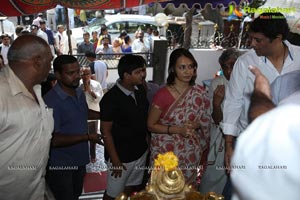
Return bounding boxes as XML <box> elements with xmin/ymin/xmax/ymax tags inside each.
<box><xmin>150</xmin><ymin>85</ymin><xmax>211</xmax><ymax>186</ymax></box>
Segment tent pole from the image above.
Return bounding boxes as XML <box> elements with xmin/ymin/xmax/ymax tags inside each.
<box><xmin>0</xmin><ymin>20</ymin><xmax>4</xmax><ymax>34</ymax></box>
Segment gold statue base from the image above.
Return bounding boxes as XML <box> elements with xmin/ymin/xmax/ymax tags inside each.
<box><xmin>116</xmin><ymin>167</ymin><xmax>224</xmax><ymax>200</ymax></box>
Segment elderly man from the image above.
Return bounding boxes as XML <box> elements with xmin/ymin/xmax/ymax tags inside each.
<box><xmin>0</xmin><ymin>35</ymin><xmax>54</xmax><ymax>199</ymax></box>
<box><xmin>132</xmin><ymin>30</ymin><xmax>149</xmax><ymax>53</ymax></box>
<box><xmin>79</xmin><ymin>66</ymin><xmax>103</xmax><ymax>163</ymax></box>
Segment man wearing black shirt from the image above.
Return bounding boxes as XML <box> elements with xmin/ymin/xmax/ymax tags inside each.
<box><xmin>100</xmin><ymin>54</ymin><xmax>149</xmax><ymax>200</ymax></box>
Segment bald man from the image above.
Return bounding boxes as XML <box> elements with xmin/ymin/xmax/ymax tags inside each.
<box><xmin>0</xmin><ymin>35</ymin><xmax>54</xmax><ymax>199</ymax></box>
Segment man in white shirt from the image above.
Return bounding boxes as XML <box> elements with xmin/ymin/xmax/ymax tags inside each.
<box><xmin>30</xmin><ymin>24</ymin><xmax>49</xmax><ymax>44</ymax></box>
<box><xmin>132</xmin><ymin>30</ymin><xmax>149</xmax><ymax>53</ymax></box>
<box><xmin>86</xmin><ymin>51</ymin><xmax>108</xmax><ymax>92</ymax></box>
<box><xmin>221</xmin><ymin>12</ymin><xmax>300</xmax><ymax>199</ymax></box>
<box><xmin>199</xmin><ymin>48</ymin><xmax>241</xmax><ymax>195</ymax></box>
<box><xmin>55</xmin><ymin>24</ymin><xmax>65</xmax><ymax>55</ymax></box>
<box><xmin>0</xmin><ymin>34</ymin><xmax>11</xmax><ymax>65</ymax></box>
<box><xmin>0</xmin><ymin>35</ymin><xmax>54</xmax><ymax>199</ymax></box>
<box><xmin>80</xmin><ymin>66</ymin><xmax>103</xmax><ymax>163</ymax></box>
<box><xmin>231</xmin><ymin>65</ymin><xmax>300</xmax><ymax>200</ymax></box>
<box><xmin>32</xmin><ymin>13</ymin><xmax>44</xmax><ymax>27</ymax></box>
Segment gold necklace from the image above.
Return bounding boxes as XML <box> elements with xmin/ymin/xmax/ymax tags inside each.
<box><xmin>172</xmin><ymin>85</ymin><xmax>186</xmax><ymax>95</ymax></box>
<box><xmin>172</xmin><ymin>86</ymin><xmax>181</xmax><ymax>95</ymax></box>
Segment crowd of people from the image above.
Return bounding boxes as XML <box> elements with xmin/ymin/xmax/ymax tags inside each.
<box><xmin>0</xmin><ymin>10</ymin><xmax>156</xmax><ymax>68</ymax></box>
<box><xmin>1</xmin><ymin>11</ymin><xmax>300</xmax><ymax>200</ymax></box>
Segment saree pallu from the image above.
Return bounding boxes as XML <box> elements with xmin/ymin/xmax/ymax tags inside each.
<box><xmin>150</xmin><ymin>85</ymin><xmax>211</xmax><ymax>186</ymax></box>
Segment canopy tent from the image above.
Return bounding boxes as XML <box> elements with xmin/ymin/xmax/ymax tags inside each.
<box><xmin>0</xmin><ymin>0</ymin><xmax>170</xmax><ymax>16</ymax></box>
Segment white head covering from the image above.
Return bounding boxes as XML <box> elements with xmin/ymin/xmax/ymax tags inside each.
<box><xmin>231</xmin><ymin>104</ymin><xmax>300</xmax><ymax>200</ymax></box>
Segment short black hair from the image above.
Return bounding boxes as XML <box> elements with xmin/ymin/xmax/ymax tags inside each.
<box><xmin>39</xmin><ymin>20</ymin><xmax>46</xmax><ymax>24</ymax></box>
<box><xmin>250</xmin><ymin>12</ymin><xmax>289</xmax><ymax>41</ymax></box>
<box><xmin>1</xmin><ymin>33</ymin><xmax>10</xmax><ymax>39</ymax></box>
<box><xmin>53</xmin><ymin>55</ymin><xmax>78</xmax><ymax>73</ymax></box>
<box><xmin>83</xmin><ymin>32</ymin><xmax>90</xmax><ymax>36</ymax></box>
<box><xmin>15</xmin><ymin>26</ymin><xmax>24</xmax><ymax>34</ymax></box>
<box><xmin>85</xmin><ymin>51</ymin><xmax>96</xmax><ymax>58</ymax></box>
<box><xmin>118</xmin><ymin>54</ymin><xmax>145</xmax><ymax>80</ymax></box>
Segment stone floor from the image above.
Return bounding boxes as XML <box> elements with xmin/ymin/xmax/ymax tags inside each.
<box><xmin>86</xmin><ymin>144</ymin><xmax>107</xmax><ymax>173</ymax></box>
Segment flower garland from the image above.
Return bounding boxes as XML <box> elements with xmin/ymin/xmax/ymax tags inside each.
<box><xmin>154</xmin><ymin>151</ymin><xmax>178</xmax><ymax>172</ymax></box>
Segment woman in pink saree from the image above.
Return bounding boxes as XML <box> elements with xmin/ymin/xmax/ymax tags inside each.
<box><xmin>148</xmin><ymin>48</ymin><xmax>210</xmax><ymax>186</ymax></box>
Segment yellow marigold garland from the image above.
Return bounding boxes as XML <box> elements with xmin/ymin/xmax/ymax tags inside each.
<box><xmin>154</xmin><ymin>152</ymin><xmax>178</xmax><ymax>171</ymax></box>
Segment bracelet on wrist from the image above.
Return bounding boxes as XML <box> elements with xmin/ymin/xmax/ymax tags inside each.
<box><xmin>167</xmin><ymin>125</ymin><xmax>171</xmax><ymax>135</ymax></box>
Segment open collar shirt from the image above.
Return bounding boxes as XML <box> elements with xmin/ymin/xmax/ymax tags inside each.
<box><xmin>116</xmin><ymin>79</ymin><xmax>138</xmax><ymax>103</ymax></box>
<box><xmin>0</xmin><ymin>66</ymin><xmax>54</xmax><ymax>199</ymax></box>
<box><xmin>43</xmin><ymin>83</ymin><xmax>89</xmax><ymax>166</ymax></box>
<box><xmin>221</xmin><ymin>40</ymin><xmax>300</xmax><ymax>137</ymax></box>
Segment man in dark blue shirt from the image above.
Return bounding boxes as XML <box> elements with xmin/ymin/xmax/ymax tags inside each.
<box><xmin>40</xmin><ymin>20</ymin><xmax>56</xmax><ymax>56</ymax></box>
<box><xmin>44</xmin><ymin>55</ymin><xmax>102</xmax><ymax>200</ymax></box>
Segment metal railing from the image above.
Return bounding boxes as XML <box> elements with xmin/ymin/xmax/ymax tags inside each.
<box><xmin>74</xmin><ymin>52</ymin><xmax>153</xmax><ymax>69</ymax></box>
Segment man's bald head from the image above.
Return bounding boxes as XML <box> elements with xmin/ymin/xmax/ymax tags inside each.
<box><xmin>7</xmin><ymin>35</ymin><xmax>50</xmax><ymax>64</ymax></box>
<box><xmin>7</xmin><ymin>35</ymin><xmax>53</xmax><ymax>86</ymax></box>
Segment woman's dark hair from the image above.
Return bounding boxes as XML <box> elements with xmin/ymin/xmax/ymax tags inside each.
<box><xmin>118</xmin><ymin>54</ymin><xmax>145</xmax><ymax>80</ymax></box>
<box><xmin>100</xmin><ymin>24</ymin><xmax>107</xmax><ymax>35</ymax></box>
<box><xmin>250</xmin><ymin>12</ymin><xmax>289</xmax><ymax>41</ymax></box>
<box><xmin>53</xmin><ymin>55</ymin><xmax>78</xmax><ymax>73</ymax></box>
<box><xmin>167</xmin><ymin>48</ymin><xmax>197</xmax><ymax>85</ymax></box>
<box><xmin>119</xmin><ymin>30</ymin><xmax>127</xmax><ymax>38</ymax></box>
<box><xmin>124</xmin><ymin>35</ymin><xmax>131</xmax><ymax>44</ymax></box>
